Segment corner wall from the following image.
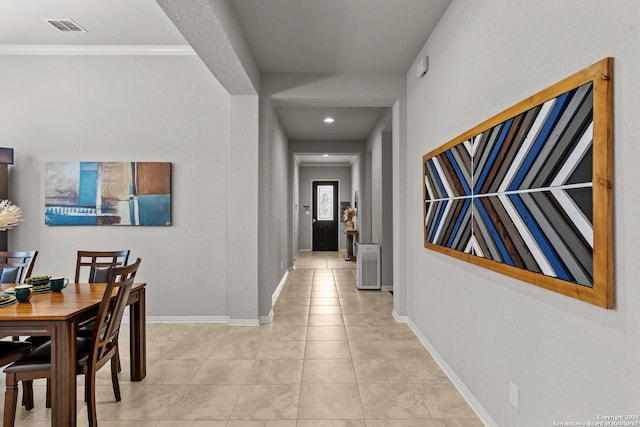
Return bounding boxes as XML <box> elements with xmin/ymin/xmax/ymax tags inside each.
<box><xmin>258</xmin><ymin>96</ymin><xmax>291</xmax><ymax>320</ymax></box>
<box><xmin>405</xmin><ymin>0</ymin><xmax>640</xmax><ymax>425</ymax></box>
<box><xmin>365</xmin><ymin>110</ymin><xmax>394</xmax><ymax>288</ymax></box>
<box><xmin>227</xmin><ymin>94</ymin><xmax>260</xmax><ymax>324</ymax></box>
<box><xmin>0</xmin><ymin>55</ymin><xmax>232</xmax><ymax>318</ymax></box>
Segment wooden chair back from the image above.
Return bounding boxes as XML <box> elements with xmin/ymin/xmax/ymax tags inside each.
<box><xmin>74</xmin><ymin>250</ymin><xmax>130</xmax><ymax>284</ymax></box>
<box><xmin>89</xmin><ymin>258</ymin><xmax>141</xmax><ymax>373</ymax></box>
<box><xmin>0</xmin><ymin>251</ymin><xmax>38</xmax><ymax>284</ymax></box>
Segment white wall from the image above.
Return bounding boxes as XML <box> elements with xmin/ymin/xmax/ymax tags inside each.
<box><xmin>365</xmin><ymin>110</ymin><xmax>394</xmax><ymax>288</ymax></box>
<box><xmin>350</xmin><ymin>153</ymin><xmax>362</xmax><ymax>238</ymax></box>
<box><xmin>369</xmin><ymin>124</ymin><xmax>383</xmax><ymax>245</ymax></box>
<box><xmin>292</xmin><ymin>160</ymin><xmax>300</xmax><ymax>258</ymax></box>
<box><xmin>381</xmin><ymin>131</ymin><xmax>393</xmax><ymax>288</ymax></box>
<box><xmin>227</xmin><ymin>94</ymin><xmax>260</xmax><ymax>323</ymax></box>
<box><xmin>258</xmin><ymin>96</ymin><xmax>290</xmax><ymax>320</ymax></box>
<box><xmin>405</xmin><ymin>0</ymin><xmax>640</xmax><ymax>425</ymax></box>
<box><xmin>298</xmin><ymin>166</ymin><xmax>352</xmax><ymax>251</ymax></box>
<box><xmin>0</xmin><ymin>55</ymin><xmax>233</xmax><ymax>318</ymax></box>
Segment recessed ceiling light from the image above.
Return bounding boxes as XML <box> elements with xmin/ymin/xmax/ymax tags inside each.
<box><xmin>323</xmin><ymin>154</ymin><xmax>330</xmax><ymax>157</ymax></box>
<box><xmin>323</xmin><ymin>117</ymin><xmax>334</xmax><ymax>124</ymax></box>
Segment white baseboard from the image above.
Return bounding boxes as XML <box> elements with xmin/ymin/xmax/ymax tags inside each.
<box><xmin>393</xmin><ymin>311</ymin><xmax>497</xmax><ymax>427</ymax></box>
<box><xmin>145</xmin><ymin>316</ymin><xmax>230</xmax><ymax>323</ymax></box>
<box><xmin>259</xmin><ymin>310</ymin><xmax>274</xmax><ymax>324</ymax></box>
<box><xmin>227</xmin><ymin>318</ymin><xmax>260</xmax><ymax>327</ymax></box>
<box><xmin>262</xmin><ymin>270</ymin><xmax>290</xmax><ymax>325</ymax></box>
<box><xmin>141</xmin><ymin>270</ymin><xmax>291</xmax><ymax>327</ymax></box>
<box><xmin>272</xmin><ymin>270</ymin><xmax>290</xmax><ymax>305</ymax></box>
<box><xmin>391</xmin><ymin>310</ymin><xmax>406</xmax><ymax>323</ymax></box>
<box><xmin>142</xmin><ymin>316</ymin><xmax>259</xmax><ymax>326</ymax></box>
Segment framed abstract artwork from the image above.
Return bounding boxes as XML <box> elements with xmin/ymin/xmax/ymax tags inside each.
<box><xmin>422</xmin><ymin>58</ymin><xmax>613</xmax><ymax>308</ymax></box>
<box><xmin>46</xmin><ymin>161</ymin><xmax>172</xmax><ymax>226</ymax></box>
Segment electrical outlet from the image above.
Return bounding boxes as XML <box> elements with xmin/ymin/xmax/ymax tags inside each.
<box><xmin>509</xmin><ymin>381</ymin><xmax>519</xmax><ymax>410</ymax></box>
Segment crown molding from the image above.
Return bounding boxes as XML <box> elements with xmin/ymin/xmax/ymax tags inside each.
<box><xmin>0</xmin><ymin>44</ymin><xmax>196</xmax><ymax>56</ymax></box>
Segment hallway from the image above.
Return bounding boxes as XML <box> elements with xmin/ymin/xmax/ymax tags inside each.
<box><xmin>7</xmin><ymin>251</ymin><xmax>482</xmax><ymax>426</ymax></box>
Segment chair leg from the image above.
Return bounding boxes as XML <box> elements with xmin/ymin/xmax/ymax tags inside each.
<box><xmin>86</xmin><ymin>372</ymin><xmax>98</xmax><ymax>427</ymax></box>
<box><xmin>110</xmin><ymin>357</ymin><xmax>121</xmax><ymax>402</ymax></box>
<box><xmin>21</xmin><ymin>381</ymin><xmax>34</xmax><ymax>410</ymax></box>
<box><xmin>45</xmin><ymin>379</ymin><xmax>51</xmax><ymax>409</ymax></box>
<box><xmin>3</xmin><ymin>373</ymin><xmax>19</xmax><ymax>427</ymax></box>
<box><xmin>115</xmin><ymin>350</ymin><xmax>122</xmax><ymax>373</ymax></box>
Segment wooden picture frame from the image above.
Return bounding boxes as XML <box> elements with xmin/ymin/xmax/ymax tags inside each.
<box><xmin>422</xmin><ymin>58</ymin><xmax>613</xmax><ymax>308</ymax></box>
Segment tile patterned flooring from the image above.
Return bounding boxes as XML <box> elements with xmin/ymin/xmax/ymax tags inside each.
<box><xmin>4</xmin><ymin>251</ymin><xmax>483</xmax><ymax>426</ymax></box>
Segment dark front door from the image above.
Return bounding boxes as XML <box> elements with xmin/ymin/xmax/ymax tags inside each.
<box><xmin>312</xmin><ymin>180</ymin><xmax>338</xmax><ymax>251</ymax></box>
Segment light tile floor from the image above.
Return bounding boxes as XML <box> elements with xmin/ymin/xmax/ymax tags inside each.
<box><xmin>3</xmin><ymin>251</ymin><xmax>484</xmax><ymax>426</ymax></box>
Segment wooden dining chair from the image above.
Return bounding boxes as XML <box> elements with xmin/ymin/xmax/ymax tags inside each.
<box><xmin>0</xmin><ymin>342</ymin><xmax>32</xmax><ymax>368</ymax></box>
<box><xmin>25</xmin><ymin>249</ymin><xmax>130</xmax><ymax>386</ymax></box>
<box><xmin>0</xmin><ymin>341</ymin><xmax>34</xmax><ymax>410</ymax></box>
<box><xmin>74</xmin><ymin>250</ymin><xmax>130</xmax><ymax>369</ymax></box>
<box><xmin>0</xmin><ymin>251</ymin><xmax>37</xmax><ymax>285</ymax></box>
<box><xmin>2</xmin><ymin>258</ymin><xmax>142</xmax><ymax>427</ymax></box>
<box><xmin>0</xmin><ymin>251</ymin><xmax>38</xmax><ymax>343</ymax></box>
<box><xmin>75</xmin><ymin>250</ymin><xmax>130</xmax><ymax>284</ymax></box>
<box><xmin>28</xmin><ymin>249</ymin><xmax>130</xmax><ymax>348</ymax></box>
<box><xmin>72</xmin><ymin>251</ymin><xmax>130</xmax><ymax>331</ymax></box>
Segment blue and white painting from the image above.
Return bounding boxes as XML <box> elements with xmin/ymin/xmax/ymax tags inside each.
<box><xmin>424</xmin><ymin>82</ymin><xmax>594</xmax><ymax>287</ymax></box>
<box><xmin>45</xmin><ymin>161</ymin><xmax>172</xmax><ymax>226</ymax></box>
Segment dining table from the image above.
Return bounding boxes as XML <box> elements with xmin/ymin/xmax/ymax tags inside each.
<box><xmin>0</xmin><ymin>282</ymin><xmax>147</xmax><ymax>427</ymax></box>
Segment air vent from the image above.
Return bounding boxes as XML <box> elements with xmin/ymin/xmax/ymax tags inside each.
<box><xmin>44</xmin><ymin>19</ymin><xmax>86</xmax><ymax>32</ymax></box>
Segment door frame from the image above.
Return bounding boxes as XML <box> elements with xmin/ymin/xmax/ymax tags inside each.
<box><xmin>310</xmin><ymin>179</ymin><xmax>341</xmax><ymax>251</ymax></box>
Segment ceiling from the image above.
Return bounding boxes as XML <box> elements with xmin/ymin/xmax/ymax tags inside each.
<box><xmin>1</xmin><ymin>0</ymin><xmax>451</xmax><ymax>164</ymax></box>
<box><xmin>230</xmin><ymin>0</ymin><xmax>450</xmax><ymax>74</ymax></box>
<box><xmin>0</xmin><ymin>0</ymin><xmax>187</xmax><ymax>45</ymax></box>
<box><xmin>231</xmin><ymin>0</ymin><xmax>450</xmax><ymax>165</ymax></box>
<box><xmin>276</xmin><ymin>107</ymin><xmax>387</xmax><ymax>141</ymax></box>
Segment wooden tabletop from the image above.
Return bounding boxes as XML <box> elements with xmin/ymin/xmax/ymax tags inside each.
<box><xmin>0</xmin><ymin>283</ymin><xmax>146</xmax><ymax>321</ymax></box>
